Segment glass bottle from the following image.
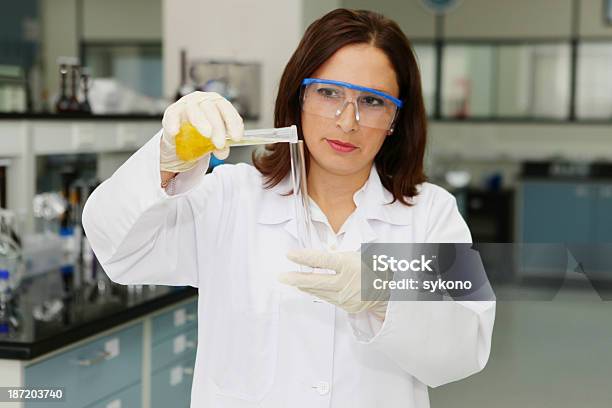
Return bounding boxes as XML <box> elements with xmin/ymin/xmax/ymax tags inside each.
<box><xmin>67</xmin><ymin>65</ymin><xmax>81</xmax><ymax>112</ymax></box>
<box><xmin>175</xmin><ymin>49</ymin><xmax>195</xmax><ymax>101</ymax></box>
<box><xmin>55</xmin><ymin>64</ymin><xmax>71</xmax><ymax>113</ymax></box>
<box><xmin>79</xmin><ymin>69</ymin><xmax>92</xmax><ymax>114</ymax></box>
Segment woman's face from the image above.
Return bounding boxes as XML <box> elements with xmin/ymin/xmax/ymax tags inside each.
<box><xmin>301</xmin><ymin>43</ymin><xmax>400</xmax><ymax>177</ymax></box>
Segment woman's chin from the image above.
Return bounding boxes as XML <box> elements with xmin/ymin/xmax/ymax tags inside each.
<box><xmin>315</xmin><ymin>158</ymin><xmax>368</xmax><ymax>177</ymax></box>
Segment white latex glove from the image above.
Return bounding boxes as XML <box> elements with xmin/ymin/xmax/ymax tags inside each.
<box><xmin>279</xmin><ymin>250</ymin><xmax>389</xmax><ymax>320</ymax></box>
<box><xmin>160</xmin><ymin>91</ymin><xmax>244</xmax><ymax>172</ymax></box>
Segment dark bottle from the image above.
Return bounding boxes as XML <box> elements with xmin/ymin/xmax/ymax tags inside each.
<box><xmin>55</xmin><ymin>64</ymin><xmax>71</xmax><ymax>113</ymax></box>
<box><xmin>79</xmin><ymin>69</ymin><xmax>92</xmax><ymax>114</ymax></box>
<box><xmin>175</xmin><ymin>49</ymin><xmax>195</xmax><ymax>101</ymax></box>
<box><xmin>67</xmin><ymin>65</ymin><xmax>81</xmax><ymax>112</ymax></box>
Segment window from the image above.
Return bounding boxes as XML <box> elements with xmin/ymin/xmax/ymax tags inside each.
<box><xmin>82</xmin><ymin>43</ymin><xmax>162</xmax><ymax>99</ymax></box>
<box><xmin>577</xmin><ymin>42</ymin><xmax>612</xmax><ymax>119</ymax></box>
<box><xmin>442</xmin><ymin>43</ymin><xmax>570</xmax><ymax>119</ymax></box>
<box><xmin>412</xmin><ymin>43</ymin><xmax>436</xmax><ymax>116</ymax></box>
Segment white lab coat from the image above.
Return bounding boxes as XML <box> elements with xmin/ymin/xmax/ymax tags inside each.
<box><xmin>82</xmin><ymin>130</ymin><xmax>495</xmax><ymax>408</ymax></box>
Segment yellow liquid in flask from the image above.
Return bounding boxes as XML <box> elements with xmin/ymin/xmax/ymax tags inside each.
<box><xmin>175</xmin><ymin>122</ymin><xmax>293</xmax><ymax>161</ymax></box>
<box><xmin>175</xmin><ymin>123</ymin><xmax>218</xmax><ymax>161</ymax></box>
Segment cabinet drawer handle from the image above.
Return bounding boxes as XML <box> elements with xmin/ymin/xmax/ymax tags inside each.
<box><xmin>186</xmin><ymin>313</ymin><xmax>196</xmax><ymax>322</ymax></box>
<box><xmin>185</xmin><ymin>341</ymin><xmax>196</xmax><ymax>350</ymax></box>
<box><xmin>183</xmin><ymin>367</ymin><xmax>194</xmax><ymax>376</ymax></box>
<box><xmin>75</xmin><ymin>351</ymin><xmax>111</xmax><ymax>366</ymax></box>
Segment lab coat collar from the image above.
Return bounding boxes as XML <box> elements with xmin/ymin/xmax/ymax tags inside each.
<box><xmin>356</xmin><ymin>165</ymin><xmax>412</xmax><ymax>226</ymax></box>
<box><xmin>256</xmin><ymin>165</ymin><xmax>411</xmax><ymax>232</ymax></box>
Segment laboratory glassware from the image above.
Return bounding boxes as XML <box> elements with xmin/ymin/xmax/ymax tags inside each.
<box><xmin>175</xmin><ymin>123</ymin><xmax>298</xmax><ymax>161</ymax></box>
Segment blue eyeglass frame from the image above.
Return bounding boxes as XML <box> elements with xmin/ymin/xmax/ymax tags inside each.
<box><xmin>301</xmin><ymin>78</ymin><xmax>403</xmax><ymax>108</ymax></box>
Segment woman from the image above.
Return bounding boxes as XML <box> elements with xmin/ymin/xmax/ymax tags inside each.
<box><xmin>82</xmin><ymin>8</ymin><xmax>495</xmax><ymax>408</ymax></box>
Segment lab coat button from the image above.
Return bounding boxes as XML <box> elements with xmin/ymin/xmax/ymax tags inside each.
<box><xmin>313</xmin><ymin>381</ymin><xmax>330</xmax><ymax>395</ymax></box>
<box><xmin>329</xmin><ymin>244</ymin><xmax>337</xmax><ymax>251</ymax></box>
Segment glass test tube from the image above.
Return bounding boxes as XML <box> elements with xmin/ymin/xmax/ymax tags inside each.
<box><xmin>175</xmin><ymin>124</ymin><xmax>299</xmax><ymax>162</ymax></box>
<box><xmin>237</xmin><ymin>125</ymin><xmax>298</xmax><ymax>146</ymax></box>
<box><xmin>289</xmin><ymin>140</ymin><xmax>317</xmax><ymax>273</ymax></box>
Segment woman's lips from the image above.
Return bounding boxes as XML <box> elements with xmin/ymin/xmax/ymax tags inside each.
<box><xmin>326</xmin><ymin>139</ymin><xmax>357</xmax><ymax>153</ymax></box>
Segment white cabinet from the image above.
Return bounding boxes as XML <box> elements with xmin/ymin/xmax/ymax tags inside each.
<box><xmin>0</xmin><ymin>118</ymin><xmax>160</xmax><ymax>233</ymax></box>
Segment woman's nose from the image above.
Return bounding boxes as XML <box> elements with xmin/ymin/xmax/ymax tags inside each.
<box><xmin>335</xmin><ymin>100</ymin><xmax>359</xmax><ymax>133</ymax></box>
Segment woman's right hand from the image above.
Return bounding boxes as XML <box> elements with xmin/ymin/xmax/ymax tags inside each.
<box><xmin>160</xmin><ymin>91</ymin><xmax>244</xmax><ymax>173</ymax></box>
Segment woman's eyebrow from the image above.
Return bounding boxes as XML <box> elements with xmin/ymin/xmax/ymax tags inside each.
<box><xmin>360</xmin><ymin>83</ymin><xmax>397</xmax><ymax>96</ymax></box>
<box><xmin>346</xmin><ymin>83</ymin><xmax>391</xmax><ymax>95</ymax></box>
<box><xmin>368</xmin><ymin>86</ymin><xmax>398</xmax><ymax>98</ymax></box>
<box><xmin>372</xmin><ymin>87</ymin><xmax>394</xmax><ymax>95</ymax></box>
<box><xmin>316</xmin><ymin>78</ymin><xmax>397</xmax><ymax>96</ymax></box>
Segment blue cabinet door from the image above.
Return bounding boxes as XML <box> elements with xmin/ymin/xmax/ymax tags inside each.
<box><xmin>519</xmin><ymin>181</ymin><xmax>593</xmax><ymax>278</ymax></box>
<box><xmin>151</xmin><ymin>356</ymin><xmax>196</xmax><ymax>408</ymax></box>
<box><xmin>25</xmin><ymin>323</ymin><xmax>143</xmax><ymax>408</ymax></box>
<box><xmin>587</xmin><ymin>184</ymin><xmax>612</xmax><ymax>278</ymax></box>
<box><xmin>151</xmin><ymin>328</ymin><xmax>197</xmax><ymax>372</ymax></box>
<box><xmin>520</xmin><ymin>181</ymin><xmax>592</xmax><ymax>243</ymax></box>
<box><xmin>152</xmin><ymin>300</ymin><xmax>197</xmax><ymax>345</ymax></box>
<box><xmin>593</xmin><ymin>184</ymin><xmax>612</xmax><ymax>243</ymax></box>
<box><xmin>84</xmin><ymin>382</ymin><xmax>141</xmax><ymax>408</ymax></box>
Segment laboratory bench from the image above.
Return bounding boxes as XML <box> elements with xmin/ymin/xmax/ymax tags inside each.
<box><xmin>0</xmin><ymin>275</ymin><xmax>198</xmax><ymax>408</ymax></box>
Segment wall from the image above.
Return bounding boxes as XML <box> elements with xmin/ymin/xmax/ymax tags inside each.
<box><xmin>342</xmin><ymin>0</ymin><xmax>436</xmax><ymax>38</ymax></box>
<box><xmin>81</xmin><ymin>0</ymin><xmax>161</xmax><ymax>41</ymax></box>
<box><xmin>579</xmin><ymin>0</ymin><xmax>612</xmax><ymax>37</ymax></box>
<box><xmin>302</xmin><ymin>0</ymin><xmax>341</xmax><ymax>31</ymax></box>
<box><xmin>444</xmin><ymin>0</ymin><xmax>573</xmax><ymax>39</ymax></box>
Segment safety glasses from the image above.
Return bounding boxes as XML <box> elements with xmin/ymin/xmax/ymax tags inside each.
<box><xmin>300</xmin><ymin>78</ymin><xmax>403</xmax><ymax>131</ymax></box>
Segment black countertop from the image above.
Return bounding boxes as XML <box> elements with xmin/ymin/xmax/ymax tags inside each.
<box><xmin>0</xmin><ymin>275</ymin><xmax>197</xmax><ymax>360</ymax></box>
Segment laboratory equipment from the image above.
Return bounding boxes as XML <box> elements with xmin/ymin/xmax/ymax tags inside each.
<box><xmin>190</xmin><ymin>59</ymin><xmax>261</xmax><ymax>120</ymax></box>
<box><xmin>290</xmin><ymin>141</ymin><xmax>317</xmax><ymax>273</ymax></box>
<box><xmin>22</xmin><ymin>233</ymin><xmax>64</xmax><ymax>277</ymax></box>
<box><xmin>175</xmin><ymin>123</ymin><xmax>298</xmax><ymax>161</ymax></box>
<box><xmin>0</xmin><ymin>209</ymin><xmax>23</xmax><ymax>334</ymax></box>
<box><xmin>79</xmin><ymin>68</ymin><xmax>92</xmax><ymax>114</ymax></box>
<box><xmin>68</xmin><ymin>65</ymin><xmax>81</xmax><ymax>112</ymax></box>
<box><xmin>55</xmin><ymin>64</ymin><xmax>70</xmax><ymax>113</ymax></box>
<box><xmin>0</xmin><ymin>270</ymin><xmax>11</xmax><ymax>333</ymax></box>
<box><xmin>174</xmin><ymin>50</ymin><xmax>196</xmax><ymax>101</ymax></box>
<box><xmin>33</xmin><ymin>192</ymin><xmax>66</xmax><ymax>233</ymax></box>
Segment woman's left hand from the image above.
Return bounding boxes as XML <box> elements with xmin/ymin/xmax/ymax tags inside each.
<box><xmin>278</xmin><ymin>249</ymin><xmax>388</xmax><ymax>320</ymax></box>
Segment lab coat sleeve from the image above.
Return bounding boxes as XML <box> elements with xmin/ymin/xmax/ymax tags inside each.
<box><xmin>82</xmin><ymin>129</ymin><xmax>225</xmax><ymax>287</ymax></box>
<box><xmin>349</xmin><ymin>189</ymin><xmax>496</xmax><ymax>388</ymax></box>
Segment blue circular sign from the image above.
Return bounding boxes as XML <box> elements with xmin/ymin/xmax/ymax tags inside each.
<box><xmin>421</xmin><ymin>0</ymin><xmax>462</xmax><ymax>14</ymax></box>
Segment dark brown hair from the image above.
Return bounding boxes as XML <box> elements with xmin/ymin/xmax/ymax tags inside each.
<box><xmin>252</xmin><ymin>8</ymin><xmax>427</xmax><ymax>205</ymax></box>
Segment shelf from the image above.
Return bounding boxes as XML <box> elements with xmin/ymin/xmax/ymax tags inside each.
<box><xmin>0</xmin><ymin>112</ymin><xmax>163</xmax><ymax>121</ymax></box>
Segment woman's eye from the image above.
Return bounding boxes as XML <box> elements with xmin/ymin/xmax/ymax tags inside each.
<box><xmin>316</xmin><ymin>87</ymin><xmax>341</xmax><ymax>98</ymax></box>
<box><xmin>361</xmin><ymin>96</ymin><xmax>385</xmax><ymax>107</ymax></box>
